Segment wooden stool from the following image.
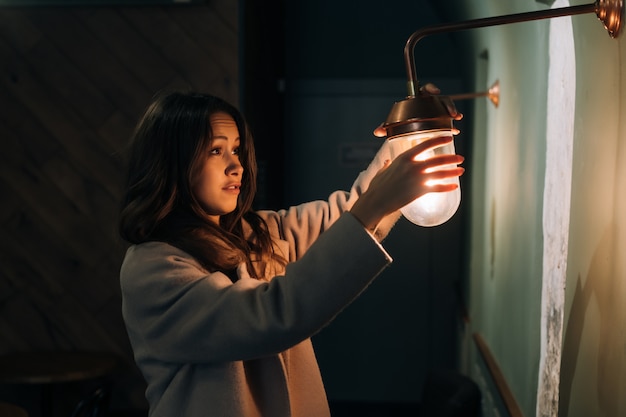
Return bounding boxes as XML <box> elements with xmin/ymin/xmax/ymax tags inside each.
<box><xmin>0</xmin><ymin>351</ymin><xmax>120</xmax><ymax>417</ymax></box>
<box><xmin>0</xmin><ymin>401</ymin><xmax>29</xmax><ymax>417</ymax></box>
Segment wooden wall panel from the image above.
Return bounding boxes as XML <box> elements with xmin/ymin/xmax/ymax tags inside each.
<box><xmin>0</xmin><ymin>3</ymin><xmax>238</xmax><ymax>412</ymax></box>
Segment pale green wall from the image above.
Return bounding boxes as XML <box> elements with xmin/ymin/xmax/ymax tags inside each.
<box><xmin>461</xmin><ymin>0</ymin><xmax>625</xmax><ymax>416</ymax></box>
<box><xmin>463</xmin><ymin>4</ymin><xmax>548</xmax><ymax>416</ymax></box>
<box><xmin>559</xmin><ymin>10</ymin><xmax>626</xmax><ymax>417</ymax></box>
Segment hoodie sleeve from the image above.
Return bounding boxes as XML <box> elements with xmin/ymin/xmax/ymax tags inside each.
<box><xmin>120</xmin><ymin>213</ymin><xmax>392</xmax><ymax>364</ymax></box>
<box><xmin>258</xmin><ymin>139</ymin><xmax>401</xmax><ymax>261</ymax></box>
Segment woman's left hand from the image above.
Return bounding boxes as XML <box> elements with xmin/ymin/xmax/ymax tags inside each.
<box><xmin>350</xmin><ymin>134</ymin><xmax>464</xmax><ymax>231</ymax></box>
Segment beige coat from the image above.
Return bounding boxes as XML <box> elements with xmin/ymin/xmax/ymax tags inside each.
<box><xmin>120</xmin><ymin>144</ymin><xmax>400</xmax><ymax>416</ymax></box>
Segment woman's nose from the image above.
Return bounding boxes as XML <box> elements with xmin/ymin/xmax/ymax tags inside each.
<box><xmin>226</xmin><ymin>155</ymin><xmax>243</xmax><ymax>175</ymax></box>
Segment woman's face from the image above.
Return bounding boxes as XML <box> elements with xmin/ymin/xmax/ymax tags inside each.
<box><xmin>192</xmin><ymin>112</ymin><xmax>243</xmax><ymax>224</ymax></box>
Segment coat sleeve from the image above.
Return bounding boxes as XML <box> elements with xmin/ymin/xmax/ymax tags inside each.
<box><xmin>121</xmin><ymin>213</ymin><xmax>393</xmax><ymax>365</ymax></box>
<box><xmin>259</xmin><ymin>139</ymin><xmax>401</xmax><ymax>261</ymax></box>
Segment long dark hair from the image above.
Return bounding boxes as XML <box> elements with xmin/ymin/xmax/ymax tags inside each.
<box><xmin>119</xmin><ymin>91</ymin><xmax>284</xmax><ymax>278</ymax></box>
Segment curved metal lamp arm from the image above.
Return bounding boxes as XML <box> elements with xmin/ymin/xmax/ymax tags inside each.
<box><xmin>403</xmin><ymin>0</ymin><xmax>623</xmax><ymax>96</ymax></box>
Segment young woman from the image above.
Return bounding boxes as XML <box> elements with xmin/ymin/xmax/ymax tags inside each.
<box><xmin>119</xmin><ymin>91</ymin><xmax>464</xmax><ymax>416</ymax></box>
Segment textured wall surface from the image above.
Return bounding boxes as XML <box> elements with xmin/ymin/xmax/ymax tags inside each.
<box><xmin>460</xmin><ymin>0</ymin><xmax>626</xmax><ymax>416</ymax></box>
<box><xmin>537</xmin><ymin>3</ymin><xmax>575</xmax><ymax>415</ymax></box>
<box><xmin>559</xmin><ymin>7</ymin><xmax>626</xmax><ymax>417</ymax></box>
<box><xmin>0</xmin><ymin>2</ymin><xmax>238</xmax><ymax>412</ymax></box>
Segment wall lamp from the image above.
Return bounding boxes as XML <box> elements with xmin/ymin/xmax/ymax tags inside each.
<box><xmin>378</xmin><ymin>0</ymin><xmax>623</xmax><ymax>227</ymax></box>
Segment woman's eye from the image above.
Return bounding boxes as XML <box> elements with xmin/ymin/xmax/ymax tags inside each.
<box><xmin>232</xmin><ymin>147</ymin><xmax>240</xmax><ymax>155</ymax></box>
<box><xmin>210</xmin><ymin>148</ymin><xmax>221</xmax><ymax>155</ymax></box>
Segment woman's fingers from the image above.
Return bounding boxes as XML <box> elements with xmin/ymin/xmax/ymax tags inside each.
<box><xmin>384</xmin><ymin>152</ymin><xmax>463</xmax><ymax>200</ymax></box>
<box><xmin>423</xmin><ymin>166</ymin><xmax>465</xmax><ymax>182</ymax></box>
<box><xmin>350</xmin><ymin>138</ymin><xmax>465</xmax><ymax>228</ymax></box>
<box><xmin>419</xmin><ymin>83</ymin><xmax>441</xmax><ymax>95</ymax></box>
<box><xmin>439</xmin><ymin>96</ymin><xmax>463</xmax><ymax>120</ymax></box>
<box><xmin>424</xmin><ymin>182</ymin><xmax>460</xmax><ymax>193</ymax></box>
<box><xmin>398</xmin><ymin>135</ymin><xmax>456</xmax><ymax>162</ymax></box>
<box><xmin>419</xmin><ymin>154</ymin><xmax>465</xmax><ymax>171</ymax></box>
<box><xmin>419</xmin><ymin>83</ymin><xmax>463</xmax><ymax>121</ymax></box>
<box><xmin>438</xmin><ymin>96</ymin><xmax>463</xmax><ymax>121</ymax></box>
<box><xmin>373</xmin><ymin>123</ymin><xmax>387</xmax><ymax>137</ymax></box>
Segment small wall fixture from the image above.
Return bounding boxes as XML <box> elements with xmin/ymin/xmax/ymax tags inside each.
<box><xmin>450</xmin><ymin>80</ymin><xmax>500</xmax><ymax>108</ymax></box>
<box><xmin>378</xmin><ymin>0</ymin><xmax>623</xmax><ymax>227</ymax></box>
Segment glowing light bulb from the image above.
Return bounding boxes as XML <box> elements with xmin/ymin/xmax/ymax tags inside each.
<box><xmin>387</xmin><ymin>130</ymin><xmax>461</xmax><ymax>227</ymax></box>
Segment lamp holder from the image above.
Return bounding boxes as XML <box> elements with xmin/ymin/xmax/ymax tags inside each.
<box><xmin>383</xmin><ymin>95</ymin><xmax>457</xmax><ymax>139</ymax></box>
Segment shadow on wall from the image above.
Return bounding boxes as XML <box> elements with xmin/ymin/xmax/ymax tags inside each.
<box><xmin>559</xmin><ymin>225</ymin><xmax>624</xmax><ymax>416</ymax></box>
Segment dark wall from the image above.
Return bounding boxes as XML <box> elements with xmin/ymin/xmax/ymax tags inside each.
<box><xmin>240</xmin><ymin>0</ymin><xmax>285</xmax><ymax>210</ymax></box>
<box><xmin>277</xmin><ymin>0</ymin><xmax>471</xmax><ymax>405</ymax></box>
<box><xmin>285</xmin><ymin>0</ymin><xmax>461</xmax><ymax>80</ymax></box>
<box><xmin>0</xmin><ymin>3</ymin><xmax>238</xmax><ymax>414</ymax></box>
<box><xmin>242</xmin><ymin>0</ymin><xmax>469</xmax><ymax>210</ymax></box>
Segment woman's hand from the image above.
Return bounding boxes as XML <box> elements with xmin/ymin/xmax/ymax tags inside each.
<box><xmin>350</xmin><ymin>135</ymin><xmax>464</xmax><ymax>231</ymax></box>
<box><xmin>420</xmin><ymin>83</ymin><xmax>463</xmax><ymax>121</ymax></box>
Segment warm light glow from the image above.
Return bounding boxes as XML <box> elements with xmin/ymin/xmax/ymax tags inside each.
<box><xmin>387</xmin><ymin>131</ymin><xmax>461</xmax><ymax>226</ymax></box>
